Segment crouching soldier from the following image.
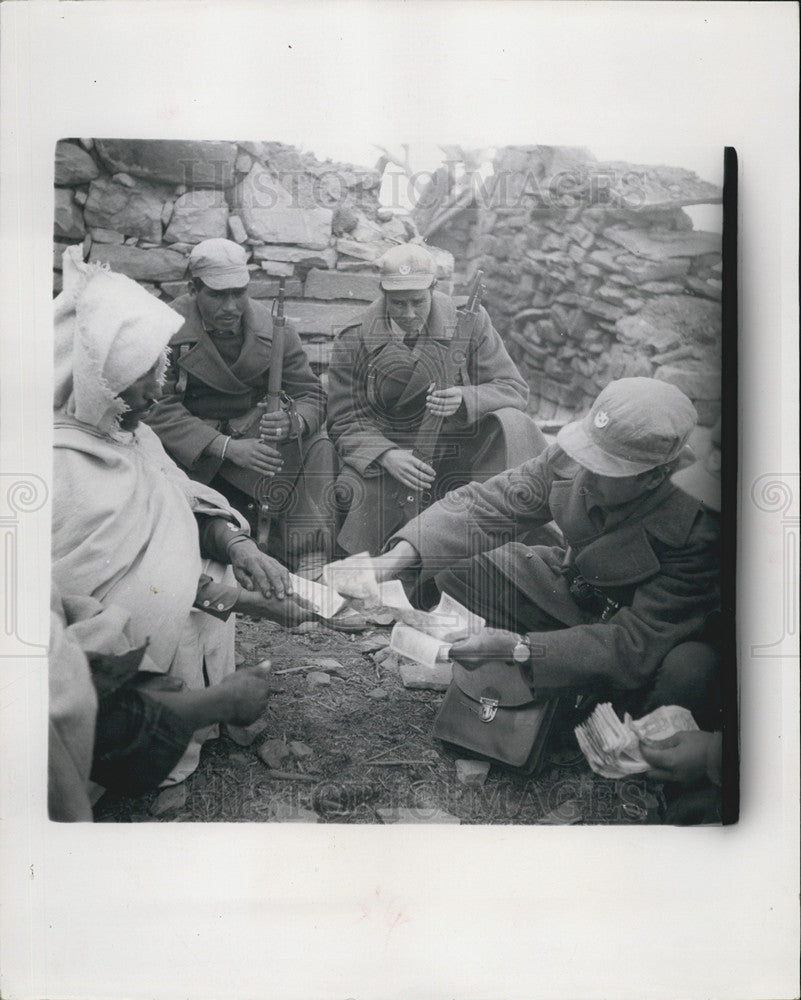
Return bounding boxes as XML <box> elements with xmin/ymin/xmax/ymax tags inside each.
<box><xmin>146</xmin><ymin>238</ymin><xmax>337</xmax><ymax>577</ymax></box>
<box><xmin>369</xmin><ymin>377</ymin><xmax>721</xmax><ymax>714</ymax></box>
<box><xmin>326</xmin><ymin>242</ymin><xmax>546</xmax><ymax>555</ymax></box>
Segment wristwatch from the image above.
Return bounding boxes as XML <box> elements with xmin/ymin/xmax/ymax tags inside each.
<box><xmin>512</xmin><ymin>633</ymin><xmax>532</xmax><ymax>664</ymax></box>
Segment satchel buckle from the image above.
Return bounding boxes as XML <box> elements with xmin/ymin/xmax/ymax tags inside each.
<box><xmin>479</xmin><ymin>697</ymin><xmax>499</xmax><ymax>723</ymax></box>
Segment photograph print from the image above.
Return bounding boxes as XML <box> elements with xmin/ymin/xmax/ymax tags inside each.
<box><xmin>49</xmin><ymin>136</ymin><xmax>733</xmax><ymax>827</ymax></box>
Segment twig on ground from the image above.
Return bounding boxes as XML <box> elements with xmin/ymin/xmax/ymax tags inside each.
<box><xmin>261</xmin><ymin>769</ymin><xmax>319</xmax><ymax>782</ymax></box>
<box><xmin>274</xmin><ymin>663</ymin><xmax>338</xmax><ymax>676</ymax></box>
<box><xmin>365</xmin><ymin>742</ymin><xmax>409</xmax><ymax>763</ymax></box>
<box><xmin>365</xmin><ymin>760</ymin><xmax>431</xmax><ymax>767</ymax></box>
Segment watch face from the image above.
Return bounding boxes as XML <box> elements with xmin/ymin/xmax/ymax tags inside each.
<box><xmin>512</xmin><ymin>641</ymin><xmax>530</xmax><ymax>663</ymax></box>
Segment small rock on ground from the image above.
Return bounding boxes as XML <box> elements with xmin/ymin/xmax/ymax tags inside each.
<box><xmin>306</xmin><ymin>671</ymin><xmax>331</xmax><ymax>688</ymax></box>
<box><xmin>289</xmin><ymin>740</ymin><xmax>314</xmax><ymax>759</ymax></box>
<box><xmin>268</xmin><ymin>802</ymin><xmax>319</xmax><ymax>823</ymax></box>
<box><xmin>367</xmin><ymin>687</ymin><xmax>388</xmax><ymax>700</ymax></box>
<box><xmin>293</xmin><ymin>621</ymin><xmax>324</xmax><ymax>634</ymax></box>
<box><xmin>399</xmin><ymin>658</ymin><xmax>452</xmax><ymax>691</ymax></box>
<box><xmin>257</xmin><ymin>739</ymin><xmax>290</xmax><ymax>769</ymax></box>
<box><xmin>224</xmin><ymin>718</ymin><xmax>269</xmax><ymax>747</ymax></box>
<box><xmin>359</xmin><ymin>633</ymin><xmax>392</xmax><ymax>653</ymax></box>
<box><xmin>455</xmin><ymin>759</ymin><xmax>491</xmax><ymax>787</ymax></box>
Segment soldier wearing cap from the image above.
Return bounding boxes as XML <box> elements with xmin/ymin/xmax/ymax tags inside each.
<box><xmin>370</xmin><ymin>377</ymin><xmax>721</xmax><ymax>703</ymax></box>
<box><xmin>326</xmin><ymin>242</ymin><xmax>545</xmax><ymax>555</ymax></box>
<box><xmin>146</xmin><ymin>238</ymin><xmax>337</xmax><ymax>574</ymax></box>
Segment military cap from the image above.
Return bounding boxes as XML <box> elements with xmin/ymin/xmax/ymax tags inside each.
<box><xmin>188</xmin><ymin>238</ymin><xmax>250</xmax><ymax>290</ymax></box>
<box><xmin>379</xmin><ymin>243</ymin><xmax>437</xmax><ymax>291</ymax></box>
<box><xmin>557</xmin><ymin>377</ymin><xmax>697</xmax><ymax>476</ymax></box>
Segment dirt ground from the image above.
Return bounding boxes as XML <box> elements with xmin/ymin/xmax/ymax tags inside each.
<box><xmin>94</xmin><ymin>616</ymin><xmax>667</xmax><ymax>825</ymax></box>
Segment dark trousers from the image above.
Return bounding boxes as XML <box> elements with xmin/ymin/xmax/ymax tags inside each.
<box><xmin>435</xmin><ymin>555</ymin><xmax>721</xmax><ymax>727</ymax></box>
<box><xmin>212</xmin><ymin>431</ymin><xmax>339</xmax><ymax>568</ymax></box>
<box><xmin>91</xmin><ymin>683</ymin><xmax>193</xmax><ymax>795</ymax></box>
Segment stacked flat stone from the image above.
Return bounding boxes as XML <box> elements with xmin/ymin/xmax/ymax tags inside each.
<box><xmin>424</xmin><ymin>146</ymin><xmax>723</xmax><ymax>427</ymax></box>
<box><xmin>53</xmin><ymin>138</ymin><xmax>454</xmax><ymax>373</ymax></box>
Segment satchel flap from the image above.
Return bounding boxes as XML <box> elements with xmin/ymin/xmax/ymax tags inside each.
<box><xmin>451</xmin><ymin>659</ymin><xmax>536</xmax><ymax>707</ymax></box>
<box><xmin>433</xmin><ymin>682</ymin><xmax>558</xmax><ymax>770</ymax></box>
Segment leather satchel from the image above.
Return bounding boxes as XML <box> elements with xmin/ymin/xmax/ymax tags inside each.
<box><xmin>432</xmin><ymin>659</ymin><xmax>560</xmax><ymax>775</ymax></box>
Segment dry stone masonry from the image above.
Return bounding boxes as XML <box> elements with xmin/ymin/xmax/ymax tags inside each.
<box><xmin>53</xmin><ymin>138</ymin><xmax>450</xmax><ymax>373</ymax></box>
<box><xmin>54</xmin><ymin>140</ymin><xmax>722</xmax><ymax>427</ymax></box>
<box><xmin>420</xmin><ymin>146</ymin><xmax>723</xmax><ymax>427</ymax></box>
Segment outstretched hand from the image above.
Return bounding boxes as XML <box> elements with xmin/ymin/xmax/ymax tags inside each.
<box><xmin>228</xmin><ymin>540</ymin><xmax>292</xmax><ymax>600</ymax></box>
<box><xmin>449</xmin><ymin>627</ymin><xmax>520</xmax><ymax>666</ymax></box>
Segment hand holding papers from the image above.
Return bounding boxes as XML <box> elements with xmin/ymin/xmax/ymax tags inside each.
<box><xmin>322</xmin><ymin>552</ymin><xmax>381</xmax><ymax>608</ymax></box>
<box><xmin>287</xmin><ymin>573</ymin><xmax>347</xmax><ymax>620</ymax></box>
<box><xmin>389</xmin><ymin>593</ymin><xmax>486</xmax><ymax>667</ymax></box>
<box><xmin>575</xmin><ymin>703</ymin><xmax>699</xmax><ymax>779</ymax></box>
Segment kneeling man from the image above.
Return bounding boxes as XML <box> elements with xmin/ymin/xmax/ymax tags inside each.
<box><xmin>371</xmin><ymin>377</ymin><xmax>720</xmax><ymax>707</ymax></box>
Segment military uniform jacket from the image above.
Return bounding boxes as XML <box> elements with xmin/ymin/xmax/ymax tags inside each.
<box><xmin>145</xmin><ymin>294</ymin><xmax>326</xmax><ymax>483</ymax></box>
<box><xmin>392</xmin><ymin>444</ymin><xmax>721</xmax><ymax>691</ymax></box>
<box><xmin>326</xmin><ymin>290</ymin><xmax>529</xmax><ymax>476</ymax></box>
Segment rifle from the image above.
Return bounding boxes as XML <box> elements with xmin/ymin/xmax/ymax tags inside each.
<box><xmin>224</xmin><ymin>279</ymin><xmax>301</xmax><ymax>551</ymax></box>
<box><xmin>393</xmin><ymin>269</ymin><xmax>484</xmax><ymax>522</ymax></box>
<box><xmin>254</xmin><ymin>278</ymin><xmax>289</xmax><ymax>549</ymax></box>
<box><xmin>337</xmin><ymin>270</ymin><xmax>485</xmax><ymax>554</ymax></box>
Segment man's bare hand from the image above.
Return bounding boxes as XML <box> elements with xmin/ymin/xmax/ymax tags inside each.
<box><xmin>640</xmin><ymin>730</ymin><xmax>719</xmax><ymax>786</ymax></box>
<box><xmin>226</xmin><ymin>437</ymin><xmax>284</xmax><ymax>476</ymax></box>
<box><xmin>234</xmin><ymin>590</ymin><xmax>316</xmax><ymax>627</ymax></box>
<box><xmin>449</xmin><ymin>627</ymin><xmax>519</xmax><ymax>666</ymax></box>
<box><xmin>379</xmin><ymin>448</ymin><xmax>436</xmax><ymax>490</ymax></box>
<box><xmin>426</xmin><ymin>385</ymin><xmax>463</xmax><ymax>418</ymax></box>
<box><xmin>228</xmin><ymin>540</ymin><xmax>291</xmax><ymax>599</ymax></box>
<box><xmin>258</xmin><ymin>406</ymin><xmax>292</xmax><ymax>443</ymax></box>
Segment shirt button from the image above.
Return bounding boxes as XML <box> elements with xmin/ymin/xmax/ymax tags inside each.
<box><xmin>217</xmin><ymin>603</ymin><xmax>225</xmax><ymax>610</ymax></box>
<box><xmin>203</xmin><ymin>600</ymin><xmax>210</xmax><ymax>607</ymax></box>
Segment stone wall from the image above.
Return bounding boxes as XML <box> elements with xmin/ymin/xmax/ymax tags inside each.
<box><xmin>425</xmin><ymin>146</ymin><xmax>723</xmax><ymax>427</ymax></box>
<box><xmin>53</xmin><ymin>138</ymin><xmax>454</xmax><ymax>371</ymax></box>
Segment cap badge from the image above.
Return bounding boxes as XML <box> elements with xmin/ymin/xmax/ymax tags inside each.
<box><xmin>398</xmin><ymin>263</ymin><xmax>411</xmax><ymax>275</ymax></box>
<box><xmin>594</xmin><ymin>410</ymin><xmax>610</xmax><ymax>429</ymax></box>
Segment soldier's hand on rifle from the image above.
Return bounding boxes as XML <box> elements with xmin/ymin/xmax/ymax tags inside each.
<box><xmin>426</xmin><ymin>385</ymin><xmax>464</xmax><ymax>418</ymax></box>
<box><xmin>228</xmin><ymin>538</ymin><xmax>293</xmax><ymax>600</ymax></box>
<box><xmin>226</xmin><ymin>437</ymin><xmax>284</xmax><ymax>476</ymax></box>
<box><xmin>378</xmin><ymin>448</ymin><xmax>436</xmax><ymax>491</ymax></box>
<box><xmin>258</xmin><ymin>406</ymin><xmax>292</xmax><ymax>443</ymax></box>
